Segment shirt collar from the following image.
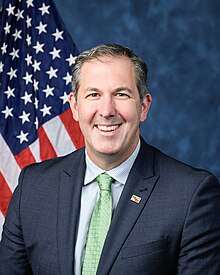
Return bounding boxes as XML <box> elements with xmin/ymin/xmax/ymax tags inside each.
<box><xmin>84</xmin><ymin>139</ymin><xmax>141</xmax><ymax>185</ymax></box>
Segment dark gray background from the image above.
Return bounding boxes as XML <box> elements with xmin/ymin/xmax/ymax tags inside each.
<box><xmin>2</xmin><ymin>0</ymin><xmax>220</xmax><ymax>179</ymax></box>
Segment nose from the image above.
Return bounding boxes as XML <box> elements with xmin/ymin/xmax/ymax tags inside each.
<box><xmin>98</xmin><ymin>96</ymin><xmax>116</xmax><ymax>118</ymax></box>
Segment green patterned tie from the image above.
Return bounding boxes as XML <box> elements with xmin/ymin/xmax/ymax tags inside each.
<box><xmin>82</xmin><ymin>173</ymin><xmax>113</xmax><ymax>275</ymax></box>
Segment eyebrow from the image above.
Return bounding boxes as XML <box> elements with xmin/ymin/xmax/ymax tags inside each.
<box><xmin>84</xmin><ymin>86</ymin><xmax>133</xmax><ymax>94</ymax></box>
<box><xmin>114</xmin><ymin>86</ymin><xmax>133</xmax><ymax>94</ymax></box>
<box><xmin>84</xmin><ymin>87</ymin><xmax>100</xmax><ymax>92</ymax></box>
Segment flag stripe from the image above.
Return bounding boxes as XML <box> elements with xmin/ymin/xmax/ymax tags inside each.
<box><xmin>38</xmin><ymin>126</ymin><xmax>57</xmax><ymax>161</ymax></box>
<box><xmin>0</xmin><ymin>212</ymin><xmax>5</xmax><ymax>236</ymax></box>
<box><xmin>43</xmin><ymin>114</ymin><xmax>76</xmax><ymax>156</ymax></box>
<box><xmin>0</xmin><ymin>172</ymin><xmax>13</xmax><ymax>217</ymax></box>
<box><xmin>60</xmin><ymin>109</ymin><xmax>85</xmax><ymax>149</ymax></box>
<box><xmin>0</xmin><ymin>134</ymin><xmax>21</xmax><ymax>192</ymax></box>
<box><xmin>15</xmin><ymin>147</ymin><xmax>36</xmax><ymax>169</ymax></box>
<box><xmin>0</xmin><ymin>0</ymin><xmax>82</xmax><ymax>238</ymax></box>
<box><xmin>29</xmin><ymin>138</ymin><xmax>41</xmax><ymax>163</ymax></box>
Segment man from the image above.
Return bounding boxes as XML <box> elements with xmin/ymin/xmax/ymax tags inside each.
<box><xmin>0</xmin><ymin>43</ymin><xmax>220</xmax><ymax>275</ymax></box>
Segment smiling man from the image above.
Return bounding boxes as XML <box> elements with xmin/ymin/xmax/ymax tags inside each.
<box><xmin>69</xmin><ymin>53</ymin><xmax>151</xmax><ymax>170</ymax></box>
<box><xmin>1</xmin><ymin>44</ymin><xmax>220</xmax><ymax>275</ymax></box>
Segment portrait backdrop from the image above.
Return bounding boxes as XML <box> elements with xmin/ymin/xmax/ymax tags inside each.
<box><xmin>53</xmin><ymin>0</ymin><xmax>220</xmax><ymax>180</ymax></box>
<box><xmin>0</xmin><ymin>0</ymin><xmax>219</xmax><ymax>180</ymax></box>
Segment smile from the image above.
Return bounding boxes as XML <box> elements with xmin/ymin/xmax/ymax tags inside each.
<box><xmin>96</xmin><ymin>124</ymin><xmax>121</xmax><ymax>132</ymax></box>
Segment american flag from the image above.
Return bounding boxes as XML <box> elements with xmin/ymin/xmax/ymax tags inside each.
<box><xmin>0</xmin><ymin>0</ymin><xmax>84</xmax><ymax>236</ymax></box>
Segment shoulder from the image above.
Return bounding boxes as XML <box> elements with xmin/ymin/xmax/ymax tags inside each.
<box><xmin>17</xmin><ymin>147</ymin><xmax>85</xmax><ymax>192</ymax></box>
<box><xmin>22</xmin><ymin>147</ymin><xmax>85</xmax><ymax>176</ymax></box>
<box><xmin>140</xmin><ymin>139</ymin><xmax>218</xmax><ymax>185</ymax></box>
<box><xmin>11</xmin><ymin>147</ymin><xmax>86</xmax><ymax>211</ymax></box>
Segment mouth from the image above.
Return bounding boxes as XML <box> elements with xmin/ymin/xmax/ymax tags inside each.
<box><xmin>96</xmin><ymin>124</ymin><xmax>121</xmax><ymax>132</ymax></box>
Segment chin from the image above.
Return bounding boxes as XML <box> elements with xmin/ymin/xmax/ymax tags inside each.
<box><xmin>94</xmin><ymin>144</ymin><xmax>122</xmax><ymax>156</ymax></box>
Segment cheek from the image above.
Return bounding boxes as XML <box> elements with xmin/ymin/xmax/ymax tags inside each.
<box><xmin>126</xmin><ymin>104</ymin><xmax>143</xmax><ymax>122</ymax></box>
<box><xmin>120</xmin><ymin>109</ymin><xmax>140</xmax><ymax>125</ymax></box>
<box><xmin>77</xmin><ymin>105</ymin><xmax>95</xmax><ymax>124</ymax></box>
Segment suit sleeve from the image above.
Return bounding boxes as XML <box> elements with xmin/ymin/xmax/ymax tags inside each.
<box><xmin>178</xmin><ymin>174</ymin><xmax>220</xmax><ymax>274</ymax></box>
<box><xmin>0</xmin><ymin>168</ymin><xmax>33</xmax><ymax>275</ymax></box>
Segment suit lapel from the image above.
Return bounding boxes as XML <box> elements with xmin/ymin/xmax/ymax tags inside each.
<box><xmin>97</xmin><ymin>141</ymin><xmax>159</xmax><ymax>275</ymax></box>
<box><xmin>57</xmin><ymin>149</ymin><xmax>86</xmax><ymax>275</ymax></box>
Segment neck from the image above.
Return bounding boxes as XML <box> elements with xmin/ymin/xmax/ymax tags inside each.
<box><xmin>89</xmin><ymin>155</ymin><xmax>126</xmax><ymax>171</ymax></box>
<box><xmin>86</xmin><ymin>140</ymin><xmax>140</xmax><ymax>171</ymax></box>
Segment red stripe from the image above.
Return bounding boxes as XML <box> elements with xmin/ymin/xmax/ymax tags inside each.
<box><xmin>0</xmin><ymin>172</ymin><xmax>13</xmax><ymax>217</ymax></box>
<box><xmin>15</xmin><ymin>146</ymin><xmax>36</xmax><ymax>169</ymax></box>
<box><xmin>60</xmin><ymin>109</ymin><xmax>84</xmax><ymax>149</ymax></box>
<box><xmin>38</xmin><ymin>126</ymin><xmax>57</xmax><ymax>160</ymax></box>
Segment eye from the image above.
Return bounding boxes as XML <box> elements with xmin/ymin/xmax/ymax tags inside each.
<box><xmin>86</xmin><ymin>92</ymin><xmax>100</xmax><ymax>99</ymax></box>
<box><xmin>115</xmin><ymin>92</ymin><xmax>130</xmax><ymax>99</ymax></box>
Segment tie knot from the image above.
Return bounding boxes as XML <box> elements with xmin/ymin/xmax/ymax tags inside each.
<box><xmin>96</xmin><ymin>173</ymin><xmax>113</xmax><ymax>191</ymax></box>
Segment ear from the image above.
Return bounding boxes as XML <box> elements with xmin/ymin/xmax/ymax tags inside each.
<box><xmin>140</xmin><ymin>93</ymin><xmax>152</xmax><ymax>122</ymax></box>
<box><xmin>68</xmin><ymin>92</ymin><xmax>79</xmax><ymax>121</ymax></box>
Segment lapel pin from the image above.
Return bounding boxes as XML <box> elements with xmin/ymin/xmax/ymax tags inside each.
<box><xmin>130</xmin><ymin>194</ymin><xmax>141</xmax><ymax>204</ymax></box>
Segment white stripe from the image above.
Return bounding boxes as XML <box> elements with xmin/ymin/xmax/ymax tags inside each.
<box><xmin>0</xmin><ymin>134</ymin><xmax>21</xmax><ymax>192</ymax></box>
<box><xmin>42</xmin><ymin>115</ymin><xmax>76</xmax><ymax>156</ymax></box>
<box><xmin>0</xmin><ymin>211</ymin><xmax>5</xmax><ymax>240</ymax></box>
<box><xmin>29</xmin><ymin>138</ymin><xmax>41</xmax><ymax>162</ymax></box>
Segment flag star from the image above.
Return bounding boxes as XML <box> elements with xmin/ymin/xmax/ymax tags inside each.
<box><xmin>46</xmin><ymin>66</ymin><xmax>58</xmax><ymax>79</ymax></box>
<box><xmin>2</xmin><ymin>106</ymin><xmax>13</xmax><ymax>119</ymax></box>
<box><xmin>16</xmin><ymin>130</ymin><xmax>29</xmax><ymax>144</ymax></box>
<box><xmin>40</xmin><ymin>104</ymin><xmax>52</xmax><ymax>117</ymax></box>
<box><xmin>23</xmin><ymin>72</ymin><xmax>33</xmax><ymax>85</ymax></box>
<box><xmin>35</xmin><ymin>21</ymin><xmax>47</xmax><ymax>34</ymax></box>
<box><xmin>52</xmin><ymin>28</ymin><xmax>64</xmax><ymax>41</ymax></box>
<box><xmin>15</xmin><ymin>9</ymin><xmax>24</xmax><ymax>20</ymax></box>
<box><xmin>0</xmin><ymin>61</ymin><xmax>4</xmax><ymax>73</ymax></box>
<box><xmin>26</xmin><ymin>15</ymin><xmax>32</xmax><ymax>28</ymax></box>
<box><xmin>4</xmin><ymin>22</ymin><xmax>11</xmax><ymax>34</ymax></box>
<box><xmin>6</xmin><ymin>3</ymin><xmax>15</xmax><ymax>16</ymax></box>
<box><xmin>33</xmin><ymin>41</ymin><xmax>44</xmax><ymax>54</ymax></box>
<box><xmin>1</xmin><ymin>43</ymin><xmax>8</xmax><ymax>54</ymax></box>
<box><xmin>4</xmin><ymin>86</ymin><xmax>15</xmax><ymax>99</ymax></box>
<box><xmin>25</xmin><ymin>54</ymin><xmax>32</xmax><ymax>66</ymax></box>
<box><xmin>19</xmin><ymin>111</ymin><xmax>31</xmax><ymax>124</ymax></box>
<box><xmin>7</xmin><ymin>68</ymin><xmax>17</xmax><ymax>80</ymax></box>
<box><xmin>34</xmin><ymin>117</ymin><xmax>39</xmax><ymax>129</ymax></box>
<box><xmin>43</xmin><ymin>85</ymin><xmax>54</xmax><ymax>97</ymax></box>
<box><xmin>63</xmin><ymin>72</ymin><xmax>72</xmax><ymax>85</ymax></box>
<box><xmin>39</xmin><ymin>3</ymin><xmax>50</xmax><ymax>15</ymax></box>
<box><xmin>66</xmin><ymin>54</ymin><xmax>77</xmax><ymax>66</ymax></box>
<box><xmin>26</xmin><ymin>0</ymin><xmax>34</xmax><ymax>8</ymax></box>
<box><xmin>26</xmin><ymin>34</ymin><xmax>32</xmax><ymax>46</ymax></box>
<box><xmin>49</xmin><ymin>47</ymin><xmax>61</xmax><ymax>60</ymax></box>
<box><xmin>60</xmin><ymin>91</ymin><xmax>69</xmax><ymax>104</ymax></box>
<box><xmin>12</xmin><ymin>29</ymin><xmax>22</xmax><ymax>41</ymax></box>
<box><xmin>34</xmin><ymin>97</ymin><xmax>39</xmax><ymax>109</ymax></box>
<box><xmin>33</xmin><ymin>79</ymin><xmax>39</xmax><ymax>91</ymax></box>
<box><xmin>32</xmin><ymin>60</ymin><xmax>41</xmax><ymax>72</ymax></box>
<box><xmin>9</xmin><ymin>48</ymin><xmax>19</xmax><ymax>60</ymax></box>
<box><xmin>21</xmin><ymin>91</ymin><xmax>32</xmax><ymax>105</ymax></box>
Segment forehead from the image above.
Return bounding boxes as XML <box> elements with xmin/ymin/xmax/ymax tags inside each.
<box><xmin>80</xmin><ymin>56</ymin><xmax>135</xmax><ymax>75</ymax></box>
<box><xmin>77</xmin><ymin>57</ymin><xmax>139</xmax><ymax>96</ymax></box>
<box><xmin>77</xmin><ymin>56</ymin><xmax>140</xmax><ymax>98</ymax></box>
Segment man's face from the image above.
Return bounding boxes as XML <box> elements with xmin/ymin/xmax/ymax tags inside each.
<box><xmin>69</xmin><ymin>56</ymin><xmax>152</xmax><ymax>168</ymax></box>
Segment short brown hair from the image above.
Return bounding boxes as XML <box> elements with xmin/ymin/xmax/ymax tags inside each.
<box><xmin>71</xmin><ymin>43</ymin><xmax>148</xmax><ymax>101</ymax></box>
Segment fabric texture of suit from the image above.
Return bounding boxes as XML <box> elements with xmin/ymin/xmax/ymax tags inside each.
<box><xmin>1</xmin><ymin>139</ymin><xmax>220</xmax><ymax>275</ymax></box>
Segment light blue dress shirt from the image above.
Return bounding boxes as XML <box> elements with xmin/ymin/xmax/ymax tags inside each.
<box><xmin>74</xmin><ymin>140</ymin><xmax>141</xmax><ymax>275</ymax></box>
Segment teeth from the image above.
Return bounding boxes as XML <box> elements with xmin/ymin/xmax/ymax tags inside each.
<box><xmin>97</xmin><ymin>125</ymin><xmax>119</xmax><ymax>131</ymax></box>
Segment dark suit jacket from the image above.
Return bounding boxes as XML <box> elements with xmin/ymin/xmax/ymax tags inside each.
<box><xmin>1</xmin><ymin>139</ymin><xmax>220</xmax><ymax>275</ymax></box>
